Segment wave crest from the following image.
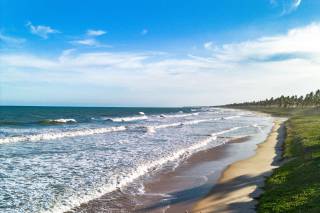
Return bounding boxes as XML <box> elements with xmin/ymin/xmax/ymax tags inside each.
<box><xmin>103</xmin><ymin>115</ymin><xmax>148</xmax><ymax>122</ymax></box>
<box><xmin>145</xmin><ymin>119</ymin><xmax>213</xmax><ymax>133</ymax></box>
<box><xmin>0</xmin><ymin>126</ymin><xmax>126</xmax><ymax>144</ymax></box>
<box><xmin>39</xmin><ymin>118</ymin><xmax>77</xmax><ymax>124</ymax></box>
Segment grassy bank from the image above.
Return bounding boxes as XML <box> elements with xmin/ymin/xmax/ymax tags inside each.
<box><xmin>233</xmin><ymin>107</ymin><xmax>320</xmax><ymax>212</ymax></box>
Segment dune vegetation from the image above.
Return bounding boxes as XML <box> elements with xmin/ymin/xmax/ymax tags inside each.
<box><xmin>225</xmin><ymin>90</ymin><xmax>320</xmax><ymax>212</ymax></box>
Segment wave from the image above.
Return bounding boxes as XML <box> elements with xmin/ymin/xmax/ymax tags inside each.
<box><xmin>144</xmin><ymin>119</ymin><xmax>213</xmax><ymax>133</ymax></box>
<box><xmin>252</xmin><ymin>123</ymin><xmax>263</xmax><ymax>131</ymax></box>
<box><xmin>39</xmin><ymin>118</ymin><xmax>77</xmax><ymax>125</ymax></box>
<box><xmin>103</xmin><ymin>115</ymin><xmax>148</xmax><ymax>122</ymax></box>
<box><xmin>158</xmin><ymin>112</ymin><xmax>199</xmax><ymax>118</ymax></box>
<box><xmin>183</xmin><ymin>119</ymin><xmax>210</xmax><ymax>125</ymax></box>
<box><xmin>0</xmin><ymin>126</ymin><xmax>126</xmax><ymax>144</ymax></box>
<box><xmin>145</xmin><ymin>122</ymin><xmax>183</xmax><ymax>133</ymax></box>
<box><xmin>215</xmin><ymin>126</ymin><xmax>242</xmax><ymax>135</ymax></box>
<box><xmin>130</xmin><ymin>116</ymin><xmax>240</xmax><ymax>134</ymax></box>
<box><xmin>0</xmin><ymin>119</ymin><xmax>77</xmax><ymax>126</ymax></box>
<box><xmin>45</xmin><ymin>126</ymin><xmax>240</xmax><ymax>213</ymax></box>
<box><xmin>0</xmin><ymin>121</ymin><xmax>23</xmax><ymax>126</ymax></box>
<box><xmin>218</xmin><ymin>115</ymin><xmax>241</xmax><ymax>120</ymax></box>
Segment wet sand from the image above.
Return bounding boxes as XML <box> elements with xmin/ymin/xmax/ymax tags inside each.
<box><xmin>192</xmin><ymin>118</ymin><xmax>286</xmax><ymax>213</ymax></box>
<box><xmin>136</xmin><ymin>130</ymin><xmax>275</xmax><ymax>213</ymax></box>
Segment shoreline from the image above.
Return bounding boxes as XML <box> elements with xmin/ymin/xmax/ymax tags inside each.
<box><xmin>135</xmin><ymin>114</ymin><xmax>275</xmax><ymax>212</ymax></box>
<box><xmin>192</xmin><ymin>118</ymin><xmax>286</xmax><ymax>213</ymax></box>
<box><xmin>69</xmin><ymin>111</ymin><xmax>277</xmax><ymax>213</ymax></box>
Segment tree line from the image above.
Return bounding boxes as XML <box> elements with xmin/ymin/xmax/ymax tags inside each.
<box><xmin>227</xmin><ymin>90</ymin><xmax>320</xmax><ymax>108</ymax></box>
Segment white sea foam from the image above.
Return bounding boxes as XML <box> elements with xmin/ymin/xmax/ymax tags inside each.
<box><xmin>145</xmin><ymin>119</ymin><xmax>212</xmax><ymax>133</ymax></box>
<box><xmin>39</xmin><ymin>118</ymin><xmax>77</xmax><ymax>124</ymax></box>
<box><xmin>183</xmin><ymin>119</ymin><xmax>210</xmax><ymax>125</ymax></box>
<box><xmin>43</xmin><ymin>127</ymin><xmax>241</xmax><ymax>213</ymax></box>
<box><xmin>221</xmin><ymin>115</ymin><xmax>241</xmax><ymax>120</ymax></box>
<box><xmin>107</xmin><ymin>115</ymin><xmax>148</xmax><ymax>122</ymax></box>
<box><xmin>146</xmin><ymin>122</ymin><xmax>183</xmax><ymax>133</ymax></box>
<box><xmin>0</xmin><ymin>126</ymin><xmax>127</xmax><ymax>144</ymax></box>
<box><xmin>159</xmin><ymin>112</ymin><xmax>198</xmax><ymax>118</ymax></box>
<box><xmin>252</xmin><ymin>123</ymin><xmax>263</xmax><ymax>131</ymax></box>
<box><xmin>142</xmin><ymin>116</ymin><xmax>240</xmax><ymax>133</ymax></box>
<box><xmin>50</xmin><ymin>118</ymin><xmax>77</xmax><ymax>123</ymax></box>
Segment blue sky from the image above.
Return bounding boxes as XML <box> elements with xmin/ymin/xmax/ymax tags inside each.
<box><xmin>1</xmin><ymin>0</ymin><xmax>320</xmax><ymax>106</ymax></box>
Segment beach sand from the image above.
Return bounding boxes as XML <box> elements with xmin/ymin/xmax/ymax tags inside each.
<box><xmin>192</xmin><ymin>118</ymin><xmax>286</xmax><ymax>213</ymax></box>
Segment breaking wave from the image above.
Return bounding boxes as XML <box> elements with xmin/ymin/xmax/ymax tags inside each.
<box><xmin>0</xmin><ymin>126</ymin><xmax>127</xmax><ymax>144</ymax></box>
<box><xmin>103</xmin><ymin>115</ymin><xmax>148</xmax><ymax>122</ymax></box>
<box><xmin>39</xmin><ymin>118</ymin><xmax>77</xmax><ymax>124</ymax></box>
<box><xmin>145</xmin><ymin>119</ymin><xmax>213</xmax><ymax>133</ymax></box>
<box><xmin>158</xmin><ymin>113</ymin><xmax>199</xmax><ymax>118</ymax></box>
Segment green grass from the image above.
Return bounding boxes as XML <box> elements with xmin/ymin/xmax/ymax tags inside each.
<box><xmin>257</xmin><ymin>112</ymin><xmax>320</xmax><ymax>213</ymax></box>
<box><xmin>222</xmin><ymin>106</ymin><xmax>320</xmax><ymax>212</ymax></box>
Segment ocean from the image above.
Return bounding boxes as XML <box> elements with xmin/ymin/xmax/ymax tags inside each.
<box><xmin>0</xmin><ymin>106</ymin><xmax>273</xmax><ymax>213</ymax></box>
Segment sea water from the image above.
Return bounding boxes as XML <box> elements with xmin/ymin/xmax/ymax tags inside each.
<box><xmin>0</xmin><ymin>106</ymin><xmax>273</xmax><ymax>213</ymax></box>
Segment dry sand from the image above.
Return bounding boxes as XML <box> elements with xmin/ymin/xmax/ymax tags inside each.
<box><xmin>192</xmin><ymin>118</ymin><xmax>286</xmax><ymax>213</ymax></box>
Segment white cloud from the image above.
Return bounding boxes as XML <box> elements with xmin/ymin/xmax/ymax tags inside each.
<box><xmin>70</xmin><ymin>38</ymin><xmax>112</xmax><ymax>48</ymax></box>
<box><xmin>86</xmin><ymin>29</ymin><xmax>106</xmax><ymax>36</ymax></box>
<box><xmin>292</xmin><ymin>0</ymin><xmax>302</xmax><ymax>8</ymax></box>
<box><xmin>2</xmin><ymin>22</ymin><xmax>320</xmax><ymax>106</ymax></box>
<box><xmin>209</xmin><ymin>22</ymin><xmax>320</xmax><ymax>63</ymax></box>
<box><xmin>26</xmin><ymin>22</ymin><xmax>59</xmax><ymax>39</ymax></box>
<box><xmin>141</xmin><ymin>29</ymin><xmax>148</xmax><ymax>35</ymax></box>
<box><xmin>71</xmin><ymin>39</ymin><xmax>99</xmax><ymax>46</ymax></box>
<box><xmin>0</xmin><ymin>33</ymin><xmax>25</xmax><ymax>45</ymax></box>
<box><xmin>271</xmin><ymin>0</ymin><xmax>302</xmax><ymax>15</ymax></box>
<box><xmin>70</xmin><ymin>29</ymin><xmax>108</xmax><ymax>47</ymax></box>
<box><xmin>204</xmin><ymin>41</ymin><xmax>213</xmax><ymax>50</ymax></box>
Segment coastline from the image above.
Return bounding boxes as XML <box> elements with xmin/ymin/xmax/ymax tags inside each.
<box><xmin>134</xmin><ymin>113</ymin><xmax>276</xmax><ymax>212</ymax></box>
<box><xmin>192</xmin><ymin>118</ymin><xmax>286</xmax><ymax>213</ymax></box>
<box><xmin>68</xmin><ymin>111</ymin><xmax>277</xmax><ymax>213</ymax></box>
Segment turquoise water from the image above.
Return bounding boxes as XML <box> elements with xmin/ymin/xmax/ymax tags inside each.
<box><xmin>0</xmin><ymin>106</ymin><xmax>273</xmax><ymax>213</ymax></box>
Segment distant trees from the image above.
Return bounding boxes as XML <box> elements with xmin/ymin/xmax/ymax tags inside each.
<box><xmin>228</xmin><ymin>90</ymin><xmax>320</xmax><ymax>108</ymax></box>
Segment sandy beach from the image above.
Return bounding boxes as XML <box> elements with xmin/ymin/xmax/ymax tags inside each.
<box><xmin>192</xmin><ymin>118</ymin><xmax>286</xmax><ymax>213</ymax></box>
<box><xmin>67</xmin><ymin>113</ymin><xmax>280</xmax><ymax>213</ymax></box>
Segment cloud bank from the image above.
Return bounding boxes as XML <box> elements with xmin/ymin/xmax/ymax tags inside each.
<box><xmin>2</xmin><ymin>22</ymin><xmax>320</xmax><ymax>106</ymax></box>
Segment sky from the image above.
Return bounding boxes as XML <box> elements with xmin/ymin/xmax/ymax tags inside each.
<box><xmin>1</xmin><ymin>0</ymin><xmax>320</xmax><ymax>107</ymax></box>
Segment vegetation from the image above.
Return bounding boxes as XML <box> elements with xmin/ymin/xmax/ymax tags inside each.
<box><xmin>225</xmin><ymin>90</ymin><xmax>320</xmax><ymax>212</ymax></box>
<box><xmin>226</xmin><ymin>90</ymin><xmax>320</xmax><ymax>108</ymax></box>
<box><xmin>258</xmin><ymin>111</ymin><xmax>320</xmax><ymax>213</ymax></box>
